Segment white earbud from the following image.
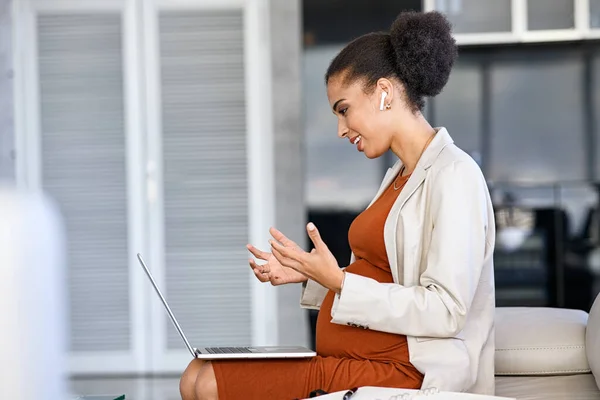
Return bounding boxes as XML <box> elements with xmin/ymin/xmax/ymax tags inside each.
<box><xmin>379</xmin><ymin>91</ymin><xmax>387</xmax><ymax>111</ymax></box>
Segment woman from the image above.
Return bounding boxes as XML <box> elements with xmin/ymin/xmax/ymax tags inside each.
<box><xmin>181</xmin><ymin>10</ymin><xmax>496</xmax><ymax>400</ymax></box>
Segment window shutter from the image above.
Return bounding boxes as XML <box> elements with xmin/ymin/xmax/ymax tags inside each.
<box><xmin>158</xmin><ymin>9</ymin><xmax>251</xmax><ymax>349</ymax></box>
<box><xmin>37</xmin><ymin>13</ymin><xmax>130</xmax><ymax>352</ymax></box>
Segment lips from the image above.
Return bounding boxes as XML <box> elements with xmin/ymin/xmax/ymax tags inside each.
<box><xmin>350</xmin><ymin>135</ymin><xmax>361</xmax><ymax>145</ymax></box>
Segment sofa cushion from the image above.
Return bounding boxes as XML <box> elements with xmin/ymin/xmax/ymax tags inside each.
<box><xmin>495</xmin><ymin>374</ymin><xmax>600</xmax><ymax>400</ymax></box>
<box><xmin>495</xmin><ymin>307</ymin><xmax>590</xmax><ymax>375</ymax></box>
<box><xmin>586</xmin><ymin>294</ymin><xmax>600</xmax><ymax>389</ymax></box>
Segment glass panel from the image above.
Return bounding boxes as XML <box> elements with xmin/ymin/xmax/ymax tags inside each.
<box><xmin>435</xmin><ymin>0</ymin><xmax>512</xmax><ymax>34</ymax></box>
<box><xmin>303</xmin><ymin>45</ymin><xmax>384</xmax><ymax>211</ymax></box>
<box><xmin>488</xmin><ymin>52</ymin><xmax>586</xmax><ymax>182</ymax></box>
<box><xmin>592</xmin><ymin>0</ymin><xmax>600</xmax><ymax>29</ymax></box>
<box><xmin>433</xmin><ymin>59</ymin><xmax>483</xmax><ymax>166</ymax></box>
<box><xmin>527</xmin><ymin>0</ymin><xmax>574</xmax><ymax>31</ymax></box>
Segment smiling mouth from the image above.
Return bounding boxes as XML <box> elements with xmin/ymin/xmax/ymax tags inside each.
<box><xmin>350</xmin><ymin>135</ymin><xmax>362</xmax><ymax>145</ymax></box>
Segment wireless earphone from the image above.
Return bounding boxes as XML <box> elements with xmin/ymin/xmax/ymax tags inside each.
<box><xmin>379</xmin><ymin>91</ymin><xmax>388</xmax><ymax>111</ymax></box>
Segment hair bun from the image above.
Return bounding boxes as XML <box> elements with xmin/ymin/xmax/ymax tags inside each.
<box><xmin>390</xmin><ymin>11</ymin><xmax>457</xmax><ymax>98</ymax></box>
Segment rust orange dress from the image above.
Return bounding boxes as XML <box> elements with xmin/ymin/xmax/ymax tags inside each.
<box><xmin>211</xmin><ymin>173</ymin><xmax>423</xmax><ymax>399</ymax></box>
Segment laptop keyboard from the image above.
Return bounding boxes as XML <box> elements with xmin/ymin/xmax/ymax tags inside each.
<box><xmin>205</xmin><ymin>347</ymin><xmax>253</xmax><ymax>354</ymax></box>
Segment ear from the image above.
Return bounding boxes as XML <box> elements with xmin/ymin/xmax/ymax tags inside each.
<box><xmin>376</xmin><ymin>78</ymin><xmax>395</xmax><ymax>109</ymax></box>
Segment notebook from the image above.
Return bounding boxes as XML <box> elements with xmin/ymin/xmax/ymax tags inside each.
<box><xmin>305</xmin><ymin>386</ymin><xmax>515</xmax><ymax>400</ymax></box>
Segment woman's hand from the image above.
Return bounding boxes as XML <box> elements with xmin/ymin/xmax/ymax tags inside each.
<box><xmin>247</xmin><ymin>243</ymin><xmax>308</xmax><ymax>286</ymax></box>
<box><xmin>269</xmin><ymin>223</ymin><xmax>345</xmax><ymax>293</ymax></box>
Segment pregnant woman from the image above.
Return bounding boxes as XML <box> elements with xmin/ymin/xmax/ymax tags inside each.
<box><xmin>181</xmin><ymin>10</ymin><xmax>496</xmax><ymax>400</ymax></box>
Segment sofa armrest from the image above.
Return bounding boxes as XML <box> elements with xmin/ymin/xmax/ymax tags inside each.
<box><xmin>586</xmin><ymin>294</ymin><xmax>600</xmax><ymax>389</ymax></box>
<box><xmin>495</xmin><ymin>307</ymin><xmax>590</xmax><ymax>376</ymax></box>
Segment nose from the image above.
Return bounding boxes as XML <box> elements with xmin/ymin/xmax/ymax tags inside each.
<box><xmin>337</xmin><ymin>119</ymin><xmax>349</xmax><ymax>139</ymax></box>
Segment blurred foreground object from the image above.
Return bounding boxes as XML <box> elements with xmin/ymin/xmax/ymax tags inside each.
<box><xmin>0</xmin><ymin>187</ymin><xmax>68</xmax><ymax>399</ymax></box>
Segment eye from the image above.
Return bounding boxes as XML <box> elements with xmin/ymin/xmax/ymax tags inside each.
<box><xmin>339</xmin><ymin>108</ymin><xmax>348</xmax><ymax>116</ymax></box>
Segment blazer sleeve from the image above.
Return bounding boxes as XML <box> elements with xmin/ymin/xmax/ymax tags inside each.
<box><xmin>299</xmin><ymin>279</ymin><xmax>328</xmax><ymax>310</ymax></box>
<box><xmin>329</xmin><ymin>160</ymin><xmax>491</xmax><ymax>337</ymax></box>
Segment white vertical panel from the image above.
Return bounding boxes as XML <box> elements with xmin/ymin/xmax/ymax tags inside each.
<box><xmin>576</xmin><ymin>0</ymin><xmax>592</xmax><ymax>31</ymax></box>
<box><xmin>123</xmin><ymin>0</ymin><xmax>151</xmax><ymax>374</ymax></box>
<box><xmin>512</xmin><ymin>0</ymin><xmax>527</xmax><ymax>36</ymax></box>
<box><xmin>244</xmin><ymin>0</ymin><xmax>278</xmax><ymax>347</ymax></box>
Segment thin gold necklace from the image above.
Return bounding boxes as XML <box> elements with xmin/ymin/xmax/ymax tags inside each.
<box><xmin>393</xmin><ymin>134</ymin><xmax>435</xmax><ymax>190</ymax></box>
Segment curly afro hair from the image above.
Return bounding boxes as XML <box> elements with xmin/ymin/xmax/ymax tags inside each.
<box><xmin>325</xmin><ymin>11</ymin><xmax>457</xmax><ymax>112</ymax></box>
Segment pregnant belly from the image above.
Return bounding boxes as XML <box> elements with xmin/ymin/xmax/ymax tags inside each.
<box><xmin>314</xmin><ymin>259</ymin><xmax>409</xmax><ymax>363</ymax></box>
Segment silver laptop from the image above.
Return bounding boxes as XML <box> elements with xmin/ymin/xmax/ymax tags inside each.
<box><xmin>137</xmin><ymin>253</ymin><xmax>316</xmax><ymax>360</ymax></box>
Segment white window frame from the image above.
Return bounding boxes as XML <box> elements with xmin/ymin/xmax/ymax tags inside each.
<box><xmin>15</xmin><ymin>0</ymin><xmax>279</xmax><ymax>375</ymax></box>
<box><xmin>423</xmin><ymin>0</ymin><xmax>600</xmax><ymax>44</ymax></box>
<box><xmin>13</xmin><ymin>0</ymin><xmax>150</xmax><ymax>375</ymax></box>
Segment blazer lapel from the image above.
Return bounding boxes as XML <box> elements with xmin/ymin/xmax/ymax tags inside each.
<box><xmin>395</xmin><ymin>166</ymin><xmax>427</xmax><ymax>213</ymax></box>
<box><xmin>352</xmin><ymin>128</ymin><xmax>455</xmax><ymax>273</ymax></box>
<box><xmin>383</xmin><ymin>127</ymin><xmax>454</xmax><ymax>284</ymax></box>
<box><xmin>384</xmin><ymin>166</ymin><xmax>427</xmax><ymax>283</ymax></box>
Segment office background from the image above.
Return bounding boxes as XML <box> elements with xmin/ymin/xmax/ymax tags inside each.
<box><xmin>1</xmin><ymin>0</ymin><xmax>600</xmax><ymax>398</ymax></box>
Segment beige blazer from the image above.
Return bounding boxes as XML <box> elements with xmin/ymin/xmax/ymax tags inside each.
<box><xmin>300</xmin><ymin>128</ymin><xmax>496</xmax><ymax>394</ymax></box>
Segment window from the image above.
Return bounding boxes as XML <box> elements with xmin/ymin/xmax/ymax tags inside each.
<box><xmin>434</xmin><ymin>0</ymin><xmax>512</xmax><ymax>34</ymax></box>
<box><xmin>303</xmin><ymin>46</ymin><xmax>383</xmax><ymax>211</ymax></box>
<box><xmin>488</xmin><ymin>51</ymin><xmax>585</xmax><ymax>182</ymax></box>
<box><xmin>432</xmin><ymin>59</ymin><xmax>483</xmax><ymax>161</ymax></box>
<box><xmin>527</xmin><ymin>0</ymin><xmax>574</xmax><ymax>31</ymax></box>
<box><xmin>592</xmin><ymin>0</ymin><xmax>600</xmax><ymax>29</ymax></box>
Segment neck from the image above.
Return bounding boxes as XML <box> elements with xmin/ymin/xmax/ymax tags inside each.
<box><xmin>390</xmin><ymin>112</ymin><xmax>436</xmax><ymax>175</ymax></box>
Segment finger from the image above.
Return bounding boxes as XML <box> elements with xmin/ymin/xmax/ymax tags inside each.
<box><xmin>270</xmin><ymin>246</ymin><xmax>290</xmax><ymax>266</ymax></box>
<box><xmin>269</xmin><ymin>227</ymin><xmax>300</xmax><ymax>249</ymax></box>
<box><xmin>251</xmin><ymin>266</ymin><xmax>270</xmax><ymax>283</ymax></box>
<box><xmin>271</xmin><ymin>247</ymin><xmax>301</xmax><ymax>270</ymax></box>
<box><xmin>249</xmin><ymin>259</ymin><xmax>268</xmax><ymax>273</ymax></box>
<box><xmin>249</xmin><ymin>259</ymin><xmax>270</xmax><ymax>281</ymax></box>
<box><xmin>307</xmin><ymin>222</ymin><xmax>327</xmax><ymax>252</ymax></box>
<box><xmin>247</xmin><ymin>244</ymin><xmax>269</xmax><ymax>261</ymax></box>
<box><xmin>270</xmin><ymin>240</ymin><xmax>302</xmax><ymax>262</ymax></box>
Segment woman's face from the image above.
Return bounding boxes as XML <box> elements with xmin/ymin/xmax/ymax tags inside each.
<box><xmin>326</xmin><ymin>75</ymin><xmax>396</xmax><ymax>159</ymax></box>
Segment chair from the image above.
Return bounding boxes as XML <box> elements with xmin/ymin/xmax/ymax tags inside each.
<box><xmin>494</xmin><ymin>294</ymin><xmax>600</xmax><ymax>399</ymax></box>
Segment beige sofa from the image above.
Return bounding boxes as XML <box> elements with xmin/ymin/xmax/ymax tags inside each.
<box><xmin>494</xmin><ymin>294</ymin><xmax>600</xmax><ymax>399</ymax></box>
